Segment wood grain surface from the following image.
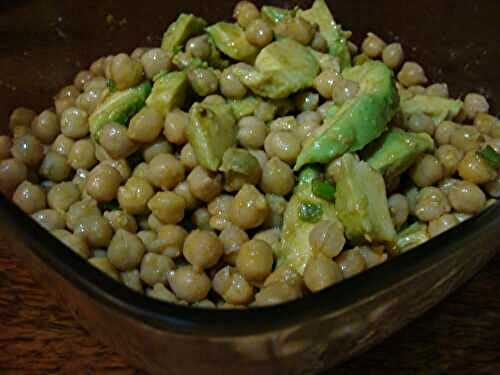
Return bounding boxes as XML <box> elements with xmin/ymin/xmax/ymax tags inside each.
<box><xmin>0</xmin><ymin>236</ymin><xmax>498</xmax><ymax>375</ymax></box>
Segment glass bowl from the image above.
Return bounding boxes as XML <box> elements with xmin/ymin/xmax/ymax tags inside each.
<box><xmin>0</xmin><ymin>1</ymin><xmax>498</xmax><ymax>374</ymax></box>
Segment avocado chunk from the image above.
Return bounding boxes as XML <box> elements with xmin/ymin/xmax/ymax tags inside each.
<box><xmin>233</xmin><ymin>38</ymin><xmax>320</xmax><ymax>99</ymax></box>
<box><xmin>298</xmin><ymin>0</ymin><xmax>351</xmax><ymax>70</ymax></box>
<box><xmin>145</xmin><ymin>71</ymin><xmax>188</xmax><ymax>116</ymax></box>
<box><xmin>206</xmin><ymin>22</ymin><xmax>259</xmax><ymax>63</ymax></box>
<box><xmin>186</xmin><ymin>101</ymin><xmax>237</xmax><ymax>171</ymax></box>
<box><xmin>335</xmin><ymin>153</ymin><xmax>397</xmax><ymax>245</ymax></box>
<box><xmin>276</xmin><ymin>167</ymin><xmax>338</xmax><ymax>274</ymax></box>
<box><xmin>395</xmin><ymin>222</ymin><xmax>429</xmax><ymax>253</ymax></box>
<box><xmin>220</xmin><ymin>148</ymin><xmax>262</xmax><ymax>191</ymax></box>
<box><xmin>295</xmin><ymin>61</ymin><xmax>399</xmax><ymax>170</ymax></box>
<box><xmin>89</xmin><ymin>81</ymin><xmax>152</xmax><ymax>141</ymax></box>
<box><xmin>228</xmin><ymin>96</ymin><xmax>260</xmax><ymax>119</ymax></box>
<box><xmin>364</xmin><ymin>128</ymin><xmax>434</xmax><ymax>180</ymax></box>
<box><xmin>261</xmin><ymin>5</ymin><xmax>295</xmax><ymax>25</ymax></box>
<box><xmin>161</xmin><ymin>13</ymin><xmax>207</xmax><ymax>53</ymax></box>
<box><xmin>400</xmin><ymin>93</ymin><xmax>462</xmax><ymax>125</ymax></box>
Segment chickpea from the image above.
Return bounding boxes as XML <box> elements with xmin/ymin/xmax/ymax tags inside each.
<box><xmin>303</xmin><ymin>254</ymin><xmax>343</xmax><ymax>292</ymax></box>
<box><xmin>103</xmin><ymin>210</ymin><xmax>137</xmax><ymax>233</ymax></box>
<box><xmin>254</xmin><ymin>228</ymin><xmax>281</xmax><ymax>251</ymax></box>
<box><xmin>131</xmin><ymin>162</ymin><xmax>149</xmax><ymax>179</ymax></box>
<box><xmin>142</xmin><ymin>138</ymin><xmax>173</xmax><ymax>163</ymax></box>
<box><xmin>213</xmin><ymin>266</ymin><xmax>254</xmax><ymax>305</ymax></box>
<box><xmin>332</xmin><ymin>79</ymin><xmax>360</xmax><ymax>106</ymax></box>
<box><xmin>147</xmin><ymin>283</ymin><xmax>180</xmax><ymax>303</ymax></box>
<box><xmin>101</xmin><ymin>159</ymin><xmax>130</xmax><ymax>182</ymax></box>
<box><xmin>235</xmin><ymin>238</ymin><xmax>273</xmax><ymax>281</ymax></box>
<box><xmin>407</xmin><ymin>113</ymin><xmax>435</xmax><ymax>135</ymax></box>
<box><xmin>435</xmin><ymin>144</ymin><xmax>463</xmax><ymax>177</ymax></box>
<box><xmin>314</xmin><ymin>70</ymin><xmax>340</xmax><ymax>99</ymax></box>
<box><xmin>435</xmin><ymin>121</ymin><xmax>458</xmax><ymax>146</ymax></box>
<box><xmin>311</xmin><ymin>31</ymin><xmax>328</xmax><ymax>52</ymax></box>
<box><xmin>276</xmin><ymin>16</ymin><xmax>315</xmax><ymax>45</ymax></box>
<box><xmin>9</xmin><ymin>107</ymin><xmax>36</xmax><ymax>132</ymax></box>
<box><xmin>183</xmin><ymin>229</ymin><xmax>224</xmax><ymax>271</ymax></box>
<box><xmin>229</xmin><ymin>184</ymin><xmax>268</xmax><ymax>229</ymax></box>
<box><xmin>0</xmin><ymin>136</ymin><xmax>12</xmax><ymax>161</ymax></box>
<box><xmin>295</xmin><ymin>92</ymin><xmax>319</xmax><ymax>113</ymax></box>
<box><xmin>31</xmin><ymin>110</ymin><xmax>59</xmax><ymax>144</ymax></box>
<box><xmin>0</xmin><ymin>158</ymin><xmax>28</xmax><ymax>196</ymax></box>
<box><xmin>75</xmin><ymin>87</ymin><xmax>105</xmax><ymax>114</ymax></box>
<box><xmin>463</xmin><ymin>93</ymin><xmax>489</xmax><ymax>120</ymax></box>
<box><xmin>473</xmin><ymin>113</ymin><xmax>498</xmax><ymax>136</ymax></box>
<box><xmin>121</xmin><ymin>269</ymin><xmax>143</xmax><ymax>293</ymax></box>
<box><xmin>255</xmin><ymin>281</ymin><xmax>302</xmax><ymax>306</ymax></box>
<box><xmin>187</xmin><ymin>68</ymin><xmax>219</xmax><ymax>97</ymax></box>
<box><xmin>51</xmin><ymin>134</ymin><xmax>75</xmax><ymax>157</ymax></box>
<box><xmin>139</xmin><ymin>253</ymin><xmax>175</xmax><ymax>286</ymax></box>
<box><xmin>140</xmin><ymin>48</ymin><xmax>172</xmax><ymax>79</ymax></box>
<box><xmin>450</xmin><ymin>125</ymin><xmax>481</xmax><ymax>152</ymax></box>
<box><xmin>155</xmin><ymin>225</ymin><xmax>187</xmax><ymax>258</ymax></box>
<box><xmin>147</xmin><ymin>212</ymin><xmax>165</xmax><ymax>231</ymax></box>
<box><xmin>219</xmin><ymin>224</ymin><xmax>248</xmax><ymax>256</ymax></box>
<box><xmin>169</xmin><ymin>265</ymin><xmax>212</xmax><ymax>302</ymax></box>
<box><xmin>448</xmin><ymin>180</ymin><xmax>486</xmax><ymax>214</ymax></box>
<box><xmin>68</xmin><ymin>139</ymin><xmax>97</xmax><ymax>170</ymax></box>
<box><xmin>90</xmin><ymin>57</ymin><xmax>106</xmax><ymax>76</ymax></box>
<box><xmin>219</xmin><ymin>67</ymin><xmax>248</xmax><ymax>99</ymax></box>
<box><xmin>11</xmin><ymin>134</ymin><xmax>44</xmax><ymax>167</ymax></box>
<box><xmin>47</xmin><ymin>182</ymin><xmax>80</xmax><ymax>211</ymax></box>
<box><xmin>180</xmin><ymin>143</ymin><xmax>198</xmax><ymax>171</ymax></box>
<box><xmin>185</xmin><ymin>35</ymin><xmax>211</xmax><ymax>60</ymax></box>
<box><xmin>84</xmin><ymin>163</ymin><xmax>122</xmax><ymax>202</ymax></box>
<box><xmin>52</xmin><ymin>229</ymin><xmax>90</xmax><ymax>259</ymax></box>
<box><xmin>237</xmin><ymin>116</ymin><xmax>267</xmax><ymax>149</ymax></box>
<box><xmin>192</xmin><ymin>207</ymin><xmax>211</xmax><ymax>230</ymax></box>
<box><xmin>56</xmin><ymin>85</ymin><xmax>80</xmax><ymax>100</ymax></box>
<box><xmin>269</xmin><ymin>116</ymin><xmax>297</xmax><ymax>133</ymax></box>
<box><xmin>107</xmin><ymin>229</ymin><xmax>145</xmax><ymax>271</ymax></box>
<box><xmin>187</xmin><ymin>166</ymin><xmax>223</xmax><ymax>202</ymax></box>
<box><xmin>388</xmin><ymin>193</ymin><xmax>409</xmax><ymax>228</ymax></box>
<box><xmin>458</xmin><ymin>150</ymin><xmax>496</xmax><ymax>184</ymax></box>
<box><xmin>73</xmin><ymin>215</ymin><xmax>113</xmax><ymax>248</ymax></box>
<box><xmin>484</xmin><ymin>176</ymin><xmax>500</xmax><ymax>199</ymax></box>
<box><xmin>84</xmin><ymin>76</ymin><xmax>107</xmax><ymax>92</ymax></box>
<box><xmin>147</xmin><ymin>191</ymin><xmax>185</xmax><ymax>224</ymax></box>
<box><xmin>233</xmin><ymin>1</ymin><xmax>260</xmax><ymax>28</ymax></box>
<box><xmin>255</xmin><ymin>100</ymin><xmax>277</xmax><ymax>122</ymax></box>
<box><xmin>12</xmin><ymin>181</ymin><xmax>46</xmax><ymax>214</ymax></box>
<box><xmin>99</xmin><ymin>122</ymin><xmax>137</xmax><ymax>159</ymax></box>
<box><xmin>264</xmin><ymin>131</ymin><xmax>301</xmax><ymax>164</ymax></box>
<box><xmin>60</xmin><ymin>107</ymin><xmax>89</xmax><ymax>139</ymax></box>
<box><xmin>309</xmin><ymin>219</ymin><xmax>345</xmax><ymax>258</ymax></box>
<box><xmin>398</xmin><ymin>62</ymin><xmax>428</xmax><ymax>87</ymax></box>
<box><xmin>426</xmin><ymin>83</ymin><xmax>449</xmax><ymax>98</ymax></box>
<box><xmin>131</xmin><ymin>47</ymin><xmax>150</xmax><ymax>60</ymax></box>
<box><xmin>163</xmin><ymin>109</ymin><xmax>188</xmax><ymax>145</ymax></box>
<box><xmin>357</xmin><ymin>246</ymin><xmax>388</xmax><ymax>269</ymax></box>
<box><xmin>415</xmin><ymin>187</ymin><xmax>451</xmax><ymax>222</ymax></box>
<box><xmin>409</xmin><ymin>154</ymin><xmax>443</xmax><ymax>187</ymax></box>
<box><xmin>147</xmin><ymin>153</ymin><xmax>185</xmax><ymax>191</ymax></box>
<box><xmin>39</xmin><ymin>151</ymin><xmax>72</xmax><ymax>182</ymax></box>
<box><xmin>336</xmin><ymin>248</ymin><xmax>367</xmax><ymax>279</ymax></box>
<box><xmin>128</xmin><ymin>107</ymin><xmax>164</xmax><ymax>143</ymax></box>
<box><xmin>117</xmin><ymin>177</ymin><xmax>154</xmax><ymax>215</ymax></box>
<box><xmin>73</xmin><ymin>70</ymin><xmax>93</xmax><ymax>91</ymax></box>
<box><xmin>110</xmin><ymin>53</ymin><xmax>144</xmax><ymax>90</ymax></box>
<box><xmin>66</xmin><ymin>198</ymin><xmax>101</xmax><ymax>231</ymax></box>
<box><xmin>32</xmin><ymin>209</ymin><xmax>66</xmax><ymax>231</ymax></box>
<box><xmin>382</xmin><ymin>43</ymin><xmax>404</xmax><ymax>69</ymax></box>
<box><xmin>428</xmin><ymin>214</ymin><xmax>459</xmax><ymax>238</ymax></box>
<box><xmin>361</xmin><ymin>32</ymin><xmax>386</xmax><ymax>58</ymax></box>
<box><xmin>55</xmin><ymin>98</ymin><xmax>75</xmax><ymax>117</ymax></box>
<box><xmin>245</xmin><ymin>18</ymin><xmax>273</xmax><ymax>48</ymax></box>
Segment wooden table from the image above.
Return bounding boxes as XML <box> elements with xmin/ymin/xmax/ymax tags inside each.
<box><xmin>1</xmin><ymin>238</ymin><xmax>499</xmax><ymax>374</ymax></box>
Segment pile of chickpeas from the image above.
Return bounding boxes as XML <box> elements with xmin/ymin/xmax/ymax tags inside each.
<box><xmin>0</xmin><ymin>1</ymin><xmax>498</xmax><ymax>308</ymax></box>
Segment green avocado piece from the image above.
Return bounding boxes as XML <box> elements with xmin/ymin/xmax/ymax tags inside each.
<box><xmin>220</xmin><ymin>148</ymin><xmax>262</xmax><ymax>191</ymax></box>
<box><xmin>161</xmin><ymin>13</ymin><xmax>207</xmax><ymax>53</ymax></box>
<box><xmin>298</xmin><ymin>0</ymin><xmax>351</xmax><ymax>70</ymax></box>
<box><xmin>364</xmin><ymin>128</ymin><xmax>434</xmax><ymax>180</ymax></box>
<box><xmin>400</xmin><ymin>94</ymin><xmax>463</xmax><ymax>125</ymax></box>
<box><xmin>335</xmin><ymin>153</ymin><xmax>397</xmax><ymax>245</ymax></box>
<box><xmin>186</xmin><ymin>101</ymin><xmax>237</xmax><ymax>171</ymax></box>
<box><xmin>206</xmin><ymin>22</ymin><xmax>259</xmax><ymax>63</ymax></box>
<box><xmin>228</xmin><ymin>96</ymin><xmax>260</xmax><ymax>119</ymax></box>
<box><xmin>145</xmin><ymin>71</ymin><xmax>188</xmax><ymax>116</ymax></box>
<box><xmin>233</xmin><ymin>38</ymin><xmax>320</xmax><ymax>99</ymax></box>
<box><xmin>295</xmin><ymin>61</ymin><xmax>399</xmax><ymax>170</ymax></box>
<box><xmin>261</xmin><ymin>5</ymin><xmax>295</xmax><ymax>25</ymax></box>
<box><xmin>395</xmin><ymin>222</ymin><xmax>429</xmax><ymax>253</ymax></box>
<box><xmin>89</xmin><ymin>81</ymin><xmax>152</xmax><ymax>142</ymax></box>
<box><xmin>276</xmin><ymin>167</ymin><xmax>338</xmax><ymax>274</ymax></box>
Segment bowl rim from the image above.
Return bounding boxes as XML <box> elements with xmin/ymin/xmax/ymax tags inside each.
<box><xmin>1</xmin><ymin>194</ymin><xmax>498</xmax><ymax>336</ymax></box>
